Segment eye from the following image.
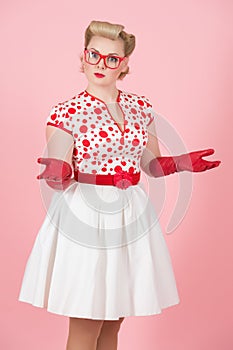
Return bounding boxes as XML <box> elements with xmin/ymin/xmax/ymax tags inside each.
<box><xmin>108</xmin><ymin>56</ymin><xmax>118</xmax><ymax>62</ymax></box>
<box><xmin>89</xmin><ymin>51</ymin><xmax>99</xmax><ymax>58</ymax></box>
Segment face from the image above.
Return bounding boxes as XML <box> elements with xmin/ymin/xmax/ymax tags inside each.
<box><xmin>81</xmin><ymin>35</ymin><xmax>129</xmax><ymax>87</ymax></box>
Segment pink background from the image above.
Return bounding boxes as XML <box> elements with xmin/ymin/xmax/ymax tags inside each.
<box><xmin>1</xmin><ymin>0</ymin><xmax>232</xmax><ymax>349</ymax></box>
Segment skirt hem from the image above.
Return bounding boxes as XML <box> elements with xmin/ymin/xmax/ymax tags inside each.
<box><xmin>18</xmin><ymin>297</ymin><xmax>180</xmax><ymax>320</ymax></box>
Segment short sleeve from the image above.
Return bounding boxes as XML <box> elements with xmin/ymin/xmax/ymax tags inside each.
<box><xmin>141</xmin><ymin>95</ymin><xmax>156</xmax><ymax>127</ymax></box>
<box><xmin>46</xmin><ymin>103</ymin><xmax>73</xmax><ymax>135</ymax></box>
<box><xmin>141</xmin><ymin>96</ymin><xmax>156</xmax><ymax>127</ymax></box>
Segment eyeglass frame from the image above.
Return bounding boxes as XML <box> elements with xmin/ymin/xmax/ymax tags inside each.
<box><xmin>83</xmin><ymin>48</ymin><xmax>127</xmax><ymax>69</ymax></box>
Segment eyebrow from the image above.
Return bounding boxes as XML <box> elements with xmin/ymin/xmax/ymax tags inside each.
<box><xmin>89</xmin><ymin>47</ymin><xmax>119</xmax><ymax>56</ymax></box>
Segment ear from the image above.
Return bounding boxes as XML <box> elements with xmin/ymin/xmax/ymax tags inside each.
<box><xmin>124</xmin><ymin>56</ymin><xmax>129</xmax><ymax>66</ymax></box>
<box><xmin>80</xmin><ymin>51</ymin><xmax>84</xmax><ymax>63</ymax></box>
<box><xmin>122</xmin><ymin>56</ymin><xmax>129</xmax><ymax>72</ymax></box>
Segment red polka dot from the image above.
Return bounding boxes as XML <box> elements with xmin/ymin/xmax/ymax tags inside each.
<box><xmin>107</xmin><ymin>148</ymin><xmax>112</xmax><ymax>152</ymax></box>
<box><xmin>82</xmin><ymin>119</ymin><xmax>87</xmax><ymax>123</ymax></box>
<box><xmin>51</xmin><ymin>113</ymin><xmax>57</xmax><ymax>121</ymax></box>
<box><xmin>114</xmin><ymin>165</ymin><xmax>122</xmax><ymax>172</ymax></box>
<box><xmin>131</xmin><ymin>108</ymin><xmax>137</xmax><ymax>114</ymax></box>
<box><xmin>83</xmin><ymin>153</ymin><xmax>90</xmax><ymax>159</ymax></box>
<box><xmin>99</xmin><ymin>131</ymin><xmax>108</xmax><ymax>138</ymax></box>
<box><xmin>121</xmin><ymin>161</ymin><xmax>126</xmax><ymax>166</ymax></box>
<box><xmin>94</xmin><ymin>108</ymin><xmax>102</xmax><ymax>114</ymax></box>
<box><xmin>80</xmin><ymin>125</ymin><xmax>88</xmax><ymax>133</ymax></box>
<box><xmin>82</xmin><ymin>139</ymin><xmax>90</xmax><ymax>147</ymax></box>
<box><xmin>74</xmin><ymin>133</ymin><xmax>78</xmax><ymax>138</ymax></box>
<box><xmin>134</xmin><ymin>123</ymin><xmax>140</xmax><ymax>130</ymax></box>
<box><xmin>68</xmin><ymin>108</ymin><xmax>76</xmax><ymax>114</ymax></box>
<box><xmin>141</xmin><ymin>111</ymin><xmax>146</xmax><ymax>118</ymax></box>
<box><xmin>129</xmin><ymin>166</ymin><xmax>135</xmax><ymax>173</ymax></box>
<box><xmin>138</xmin><ymin>100</ymin><xmax>144</xmax><ymax>106</ymax></box>
<box><xmin>132</xmin><ymin>139</ymin><xmax>140</xmax><ymax>146</ymax></box>
<box><xmin>73</xmin><ymin>148</ymin><xmax>78</xmax><ymax>156</ymax></box>
<box><xmin>101</xmin><ymin>167</ymin><xmax>107</xmax><ymax>172</ymax></box>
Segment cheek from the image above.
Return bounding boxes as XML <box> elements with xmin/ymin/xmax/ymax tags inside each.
<box><xmin>84</xmin><ymin>64</ymin><xmax>94</xmax><ymax>76</ymax></box>
<box><xmin>107</xmin><ymin>69</ymin><xmax>121</xmax><ymax>79</ymax></box>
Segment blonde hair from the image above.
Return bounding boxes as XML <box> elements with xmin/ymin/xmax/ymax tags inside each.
<box><xmin>80</xmin><ymin>20</ymin><xmax>136</xmax><ymax>80</ymax></box>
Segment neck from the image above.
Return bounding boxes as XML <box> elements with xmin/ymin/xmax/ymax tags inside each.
<box><xmin>85</xmin><ymin>84</ymin><xmax>119</xmax><ymax>103</ymax></box>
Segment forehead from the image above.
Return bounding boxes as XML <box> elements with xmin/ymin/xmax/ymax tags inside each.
<box><xmin>87</xmin><ymin>35</ymin><xmax>124</xmax><ymax>55</ymax></box>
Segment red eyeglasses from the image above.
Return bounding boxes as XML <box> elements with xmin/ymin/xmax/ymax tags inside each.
<box><xmin>84</xmin><ymin>48</ymin><xmax>126</xmax><ymax>69</ymax></box>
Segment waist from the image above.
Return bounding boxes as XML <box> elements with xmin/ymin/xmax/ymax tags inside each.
<box><xmin>73</xmin><ymin>169</ymin><xmax>141</xmax><ymax>189</ymax></box>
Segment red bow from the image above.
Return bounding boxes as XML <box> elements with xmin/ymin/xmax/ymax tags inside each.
<box><xmin>113</xmin><ymin>170</ymin><xmax>133</xmax><ymax>189</ymax></box>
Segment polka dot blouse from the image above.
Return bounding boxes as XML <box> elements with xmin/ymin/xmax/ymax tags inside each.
<box><xmin>46</xmin><ymin>89</ymin><xmax>155</xmax><ymax>175</ymax></box>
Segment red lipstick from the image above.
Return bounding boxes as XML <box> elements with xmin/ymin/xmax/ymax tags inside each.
<box><xmin>94</xmin><ymin>73</ymin><xmax>105</xmax><ymax>78</ymax></box>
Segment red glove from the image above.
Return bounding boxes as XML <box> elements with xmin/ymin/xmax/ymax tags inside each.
<box><xmin>37</xmin><ymin>157</ymin><xmax>73</xmax><ymax>190</ymax></box>
<box><xmin>149</xmin><ymin>148</ymin><xmax>221</xmax><ymax>177</ymax></box>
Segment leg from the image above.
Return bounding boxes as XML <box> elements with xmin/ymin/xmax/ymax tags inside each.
<box><xmin>66</xmin><ymin>317</ymin><xmax>104</xmax><ymax>350</ymax></box>
<box><xmin>96</xmin><ymin>317</ymin><xmax>125</xmax><ymax>350</ymax></box>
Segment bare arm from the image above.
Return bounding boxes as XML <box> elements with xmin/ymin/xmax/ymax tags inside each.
<box><xmin>45</xmin><ymin>125</ymin><xmax>74</xmax><ymax>166</ymax></box>
<box><xmin>45</xmin><ymin>125</ymin><xmax>76</xmax><ymax>185</ymax></box>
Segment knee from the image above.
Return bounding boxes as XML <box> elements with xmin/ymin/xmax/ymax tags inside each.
<box><xmin>68</xmin><ymin>317</ymin><xmax>104</xmax><ymax>339</ymax></box>
<box><xmin>101</xmin><ymin>317</ymin><xmax>125</xmax><ymax>334</ymax></box>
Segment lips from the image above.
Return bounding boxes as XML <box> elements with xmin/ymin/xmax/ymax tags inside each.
<box><xmin>94</xmin><ymin>73</ymin><xmax>105</xmax><ymax>78</ymax></box>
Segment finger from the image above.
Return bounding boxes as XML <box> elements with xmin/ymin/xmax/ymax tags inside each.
<box><xmin>198</xmin><ymin>148</ymin><xmax>215</xmax><ymax>158</ymax></box>
<box><xmin>37</xmin><ymin>169</ymin><xmax>54</xmax><ymax>180</ymax></box>
<box><xmin>37</xmin><ymin>174</ymin><xmax>58</xmax><ymax>181</ymax></box>
<box><xmin>37</xmin><ymin>157</ymin><xmax>50</xmax><ymax>165</ymax></box>
<box><xmin>208</xmin><ymin>160</ymin><xmax>221</xmax><ymax>169</ymax></box>
<box><xmin>203</xmin><ymin>160</ymin><xmax>221</xmax><ymax>170</ymax></box>
<box><xmin>37</xmin><ymin>172</ymin><xmax>45</xmax><ymax>179</ymax></box>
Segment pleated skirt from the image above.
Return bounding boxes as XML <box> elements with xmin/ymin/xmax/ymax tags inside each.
<box><xmin>18</xmin><ymin>181</ymin><xmax>180</xmax><ymax>320</ymax></box>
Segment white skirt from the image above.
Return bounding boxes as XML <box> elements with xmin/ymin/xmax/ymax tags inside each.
<box><xmin>18</xmin><ymin>180</ymin><xmax>180</xmax><ymax>320</ymax></box>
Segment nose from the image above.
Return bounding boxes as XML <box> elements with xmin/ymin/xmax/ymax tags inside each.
<box><xmin>97</xmin><ymin>57</ymin><xmax>107</xmax><ymax>69</ymax></box>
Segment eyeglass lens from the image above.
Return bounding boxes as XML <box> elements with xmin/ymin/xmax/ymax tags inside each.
<box><xmin>85</xmin><ymin>50</ymin><xmax>120</xmax><ymax>69</ymax></box>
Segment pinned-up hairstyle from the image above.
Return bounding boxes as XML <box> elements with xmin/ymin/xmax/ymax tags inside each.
<box><xmin>80</xmin><ymin>20</ymin><xmax>136</xmax><ymax>80</ymax></box>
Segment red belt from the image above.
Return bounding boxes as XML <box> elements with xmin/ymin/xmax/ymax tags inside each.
<box><xmin>73</xmin><ymin>169</ymin><xmax>141</xmax><ymax>189</ymax></box>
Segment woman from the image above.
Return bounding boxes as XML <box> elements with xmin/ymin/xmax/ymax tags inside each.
<box><xmin>18</xmin><ymin>20</ymin><xmax>221</xmax><ymax>350</ymax></box>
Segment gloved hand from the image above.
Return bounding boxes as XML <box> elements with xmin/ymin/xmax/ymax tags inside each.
<box><xmin>149</xmin><ymin>148</ymin><xmax>221</xmax><ymax>177</ymax></box>
<box><xmin>37</xmin><ymin>157</ymin><xmax>73</xmax><ymax>190</ymax></box>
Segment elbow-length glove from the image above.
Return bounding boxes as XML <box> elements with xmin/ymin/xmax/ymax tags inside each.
<box><xmin>36</xmin><ymin>157</ymin><xmax>73</xmax><ymax>190</ymax></box>
<box><xmin>149</xmin><ymin>148</ymin><xmax>221</xmax><ymax>177</ymax></box>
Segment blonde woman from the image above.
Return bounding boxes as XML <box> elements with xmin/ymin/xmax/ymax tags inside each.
<box><xmin>18</xmin><ymin>20</ymin><xmax>221</xmax><ymax>350</ymax></box>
